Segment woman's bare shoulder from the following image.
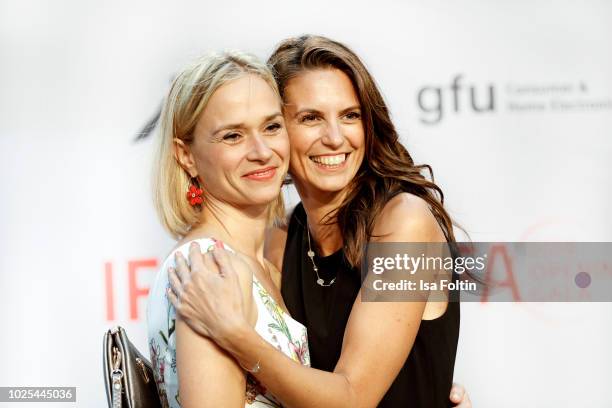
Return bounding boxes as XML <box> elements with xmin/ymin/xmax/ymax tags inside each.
<box><xmin>373</xmin><ymin>192</ymin><xmax>445</xmax><ymax>242</ymax></box>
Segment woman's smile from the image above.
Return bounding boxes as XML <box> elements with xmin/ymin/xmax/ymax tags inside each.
<box><xmin>309</xmin><ymin>152</ymin><xmax>351</xmax><ymax>170</ymax></box>
<box><xmin>284</xmin><ymin>68</ymin><xmax>366</xmax><ymax>195</ymax></box>
<box><xmin>242</xmin><ymin>166</ymin><xmax>278</xmax><ymax>180</ymax></box>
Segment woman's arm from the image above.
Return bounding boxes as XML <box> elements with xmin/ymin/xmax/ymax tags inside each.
<box><xmin>172</xmin><ymin>243</ymin><xmax>257</xmax><ymax>407</ymax></box>
<box><xmin>176</xmin><ymin>321</ymin><xmax>247</xmax><ymax>407</ymax></box>
<box><xmin>170</xmin><ymin>195</ymin><xmax>446</xmax><ymax>408</ymax></box>
<box><xmin>224</xmin><ymin>285</ymin><xmax>427</xmax><ymax>407</ymax></box>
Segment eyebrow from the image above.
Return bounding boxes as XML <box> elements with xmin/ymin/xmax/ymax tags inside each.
<box><xmin>293</xmin><ymin>105</ymin><xmax>361</xmax><ymax>118</ymax></box>
<box><xmin>212</xmin><ymin>112</ymin><xmax>282</xmax><ymax>135</ymax></box>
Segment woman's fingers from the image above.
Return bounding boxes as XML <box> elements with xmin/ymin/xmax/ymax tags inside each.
<box><xmin>162</xmin><ymin>240</ymin><xmax>251</xmax><ymax>347</ymax></box>
<box><xmin>174</xmin><ymin>250</ymin><xmax>191</xmax><ymax>283</ymax></box>
<box><xmin>211</xmin><ymin>246</ymin><xmax>235</xmax><ymax>279</ymax></box>
<box><xmin>449</xmin><ymin>382</ymin><xmax>471</xmax><ymax>407</ymax></box>
<box><xmin>454</xmin><ymin>392</ymin><xmax>472</xmax><ymax>408</ymax></box>
<box><xmin>449</xmin><ymin>382</ymin><xmax>464</xmax><ymax>402</ymax></box>
<box><xmin>166</xmin><ymin>283</ymin><xmax>180</xmax><ymax>310</ymax></box>
<box><xmin>188</xmin><ymin>241</ymin><xmax>206</xmax><ymax>273</ymax></box>
<box><xmin>202</xmin><ymin>249</ymin><xmax>220</xmax><ymax>275</ymax></box>
<box><xmin>167</xmin><ymin>267</ymin><xmax>183</xmax><ymax>301</ymax></box>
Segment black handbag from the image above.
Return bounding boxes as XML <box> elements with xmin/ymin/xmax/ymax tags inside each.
<box><xmin>103</xmin><ymin>326</ymin><xmax>162</xmax><ymax>408</ymax></box>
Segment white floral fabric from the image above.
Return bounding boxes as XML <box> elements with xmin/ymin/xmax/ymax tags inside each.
<box><xmin>147</xmin><ymin>238</ymin><xmax>310</xmax><ymax>407</ymax></box>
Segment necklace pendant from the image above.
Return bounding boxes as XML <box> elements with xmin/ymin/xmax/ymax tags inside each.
<box><xmin>307</xmin><ymin>223</ymin><xmax>335</xmax><ymax>288</ymax></box>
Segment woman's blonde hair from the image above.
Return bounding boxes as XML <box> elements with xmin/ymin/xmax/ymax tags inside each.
<box><xmin>154</xmin><ymin>50</ymin><xmax>285</xmax><ymax>239</ymax></box>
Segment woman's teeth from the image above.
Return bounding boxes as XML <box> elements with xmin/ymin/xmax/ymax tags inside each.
<box><xmin>310</xmin><ymin>153</ymin><xmax>347</xmax><ymax>166</ymax></box>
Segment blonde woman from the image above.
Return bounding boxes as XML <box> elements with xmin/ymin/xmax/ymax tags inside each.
<box><xmin>146</xmin><ymin>51</ymin><xmax>310</xmax><ymax>407</ymax></box>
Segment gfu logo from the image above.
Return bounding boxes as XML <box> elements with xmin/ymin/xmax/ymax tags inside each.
<box><xmin>416</xmin><ymin>75</ymin><xmax>496</xmax><ymax>124</ymax></box>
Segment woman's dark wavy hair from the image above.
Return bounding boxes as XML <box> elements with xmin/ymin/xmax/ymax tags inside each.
<box><xmin>268</xmin><ymin>35</ymin><xmax>458</xmax><ymax>267</ymax></box>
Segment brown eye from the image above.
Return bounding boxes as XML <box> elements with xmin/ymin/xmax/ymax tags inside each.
<box><xmin>345</xmin><ymin>111</ymin><xmax>361</xmax><ymax>120</ymax></box>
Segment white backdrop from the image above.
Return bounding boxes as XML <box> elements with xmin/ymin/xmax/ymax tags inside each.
<box><xmin>1</xmin><ymin>1</ymin><xmax>611</xmax><ymax>407</ymax></box>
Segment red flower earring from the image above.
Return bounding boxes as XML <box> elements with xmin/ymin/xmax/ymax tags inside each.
<box><xmin>186</xmin><ymin>184</ymin><xmax>203</xmax><ymax>206</ymax></box>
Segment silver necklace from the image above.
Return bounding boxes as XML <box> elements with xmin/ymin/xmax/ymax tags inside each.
<box><xmin>306</xmin><ymin>226</ymin><xmax>336</xmax><ymax>287</ymax></box>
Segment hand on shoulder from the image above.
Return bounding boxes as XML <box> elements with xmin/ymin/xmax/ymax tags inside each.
<box><xmin>169</xmin><ymin>241</ymin><xmax>257</xmax><ymax>333</ymax></box>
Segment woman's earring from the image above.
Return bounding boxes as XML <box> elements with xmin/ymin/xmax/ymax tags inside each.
<box><xmin>186</xmin><ymin>183</ymin><xmax>203</xmax><ymax>206</ymax></box>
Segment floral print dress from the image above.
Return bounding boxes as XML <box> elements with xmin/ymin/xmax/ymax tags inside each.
<box><xmin>147</xmin><ymin>238</ymin><xmax>310</xmax><ymax>407</ymax></box>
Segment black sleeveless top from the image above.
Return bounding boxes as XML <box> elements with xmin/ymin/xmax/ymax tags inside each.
<box><xmin>281</xmin><ymin>203</ymin><xmax>460</xmax><ymax>408</ymax></box>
